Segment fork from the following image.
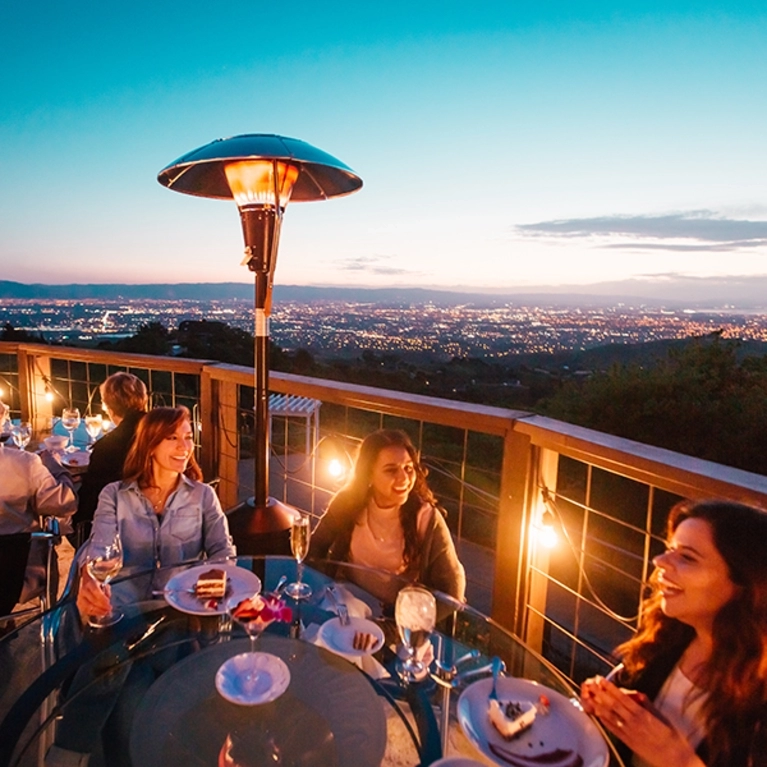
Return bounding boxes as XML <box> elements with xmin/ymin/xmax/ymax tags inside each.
<box><xmin>325</xmin><ymin>585</ymin><xmax>351</xmax><ymax>626</ymax></box>
<box><xmin>489</xmin><ymin>655</ymin><xmax>502</xmax><ymax>702</ymax></box>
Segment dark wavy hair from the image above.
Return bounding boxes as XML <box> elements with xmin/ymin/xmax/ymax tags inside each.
<box><xmin>325</xmin><ymin>429</ymin><xmax>437</xmax><ymax>570</ymax></box>
<box><xmin>617</xmin><ymin>499</ymin><xmax>767</xmax><ymax>766</ymax></box>
<box><xmin>122</xmin><ymin>406</ymin><xmax>202</xmax><ymax>488</ymax></box>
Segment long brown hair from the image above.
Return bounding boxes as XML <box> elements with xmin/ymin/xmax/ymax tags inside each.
<box><xmin>326</xmin><ymin>429</ymin><xmax>437</xmax><ymax>569</ymax></box>
<box><xmin>618</xmin><ymin>499</ymin><xmax>767</xmax><ymax>765</ymax></box>
<box><xmin>122</xmin><ymin>406</ymin><xmax>202</xmax><ymax>488</ymax></box>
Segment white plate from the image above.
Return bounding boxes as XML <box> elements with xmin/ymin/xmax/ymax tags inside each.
<box><xmin>317</xmin><ymin>616</ymin><xmax>385</xmax><ymax>657</ymax></box>
<box><xmin>61</xmin><ymin>449</ymin><xmax>90</xmax><ymax>468</ymax></box>
<box><xmin>215</xmin><ymin>651</ymin><xmax>291</xmax><ymax>705</ymax></box>
<box><xmin>457</xmin><ymin>677</ymin><xmax>609</xmax><ymax>767</ymax></box>
<box><xmin>430</xmin><ymin>758</ymin><xmax>487</xmax><ymax>766</ymax></box>
<box><xmin>163</xmin><ymin>563</ymin><xmax>261</xmax><ymax>616</ymax></box>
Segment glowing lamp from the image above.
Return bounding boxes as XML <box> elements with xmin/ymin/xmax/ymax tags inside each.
<box><xmin>158</xmin><ymin>135</ymin><xmax>362</xmax><ymax>550</ymax></box>
<box><xmin>538</xmin><ymin>509</ymin><xmax>558</xmax><ymax>549</ymax></box>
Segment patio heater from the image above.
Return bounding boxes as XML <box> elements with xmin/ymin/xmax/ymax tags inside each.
<box><xmin>158</xmin><ymin>134</ymin><xmax>362</xmax><ymax>552</ymax></box>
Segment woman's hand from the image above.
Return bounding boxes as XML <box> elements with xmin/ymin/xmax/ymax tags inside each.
<box><xmin>580</xmin><ymin>677</ymin><xmax>704</xmax><ymax>767</ymax></box>
<box><xmin>75</xmin><ymin>563</ymin><xmax>112</xmax><ymax>621</ymax></box>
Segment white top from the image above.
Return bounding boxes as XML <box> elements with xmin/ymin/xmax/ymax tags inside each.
<box><xmin>632</xmin><ymin>664</ymin><xmax>708</xmax><ymax>767</ymax></box>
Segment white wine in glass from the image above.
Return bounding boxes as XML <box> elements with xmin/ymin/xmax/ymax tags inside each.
<box><xmin>61</xmin><ymin>407</ymin><xmax>81</xmax><ymax>452</ymax></box>
<box><xmin>86</xmin><ymin>533</ymin><xmax>124</xmax><ymax>628</ymax></box>
<box><xmin>395</xmin><ymin>586</ymin><xmax>436</xmax><ymax>682</ymax></box>
<box><xmin>285</xmin><ymin>515</ymin><xmax>312</xmax><ymax>600</ymax></box>
<box><xmin>84</xmin><ymin>414</ymin><xmax>103</xmax><ymax>448</ymax></box>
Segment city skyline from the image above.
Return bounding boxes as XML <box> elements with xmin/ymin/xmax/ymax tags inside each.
<box><xmin>2</xmin><ymin>2</ymin><xmax>766</xmax><ymax>292</ymax></box>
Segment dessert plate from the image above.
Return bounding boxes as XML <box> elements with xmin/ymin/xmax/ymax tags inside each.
<box><xmin>215</xmin><ymin>651</ymin><xmax>291</xmax><ymax>705</ymax></box>
<box><xmin>317</xmin><ymin>616</ymin><xmax>385</xmax><ymax>657</ymax></box>
<box><xmin>61</xmin><ymin>449</ymin><xmax>90</xmax><ymax>468</ymax></box>
<box><xmin>457</xmin><ymin>677</ymin><xmax>609</xmax><ymax>767</ymax></box>
<box><xmin>163</xmin><ymin>563</ymin><xmax>261</xmax><ymax>616</ymax></box>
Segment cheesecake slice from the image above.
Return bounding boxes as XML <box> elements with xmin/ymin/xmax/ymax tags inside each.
<box><xmin>488</xmin><ymin>699</ymin><xmax>537</xmax><ymax>740</ymax></box>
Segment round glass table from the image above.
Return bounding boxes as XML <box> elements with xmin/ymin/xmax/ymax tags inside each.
<box><xmin>0</xmin><ymin>556</ymin><xmax>621</xmax><ymax>767</ymax></box>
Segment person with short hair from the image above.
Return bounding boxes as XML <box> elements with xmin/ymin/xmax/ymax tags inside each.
<box><xmin>0</xmin><ymin>401</ymin><xmax>77</xmax><ymax>616</ymax></box>
<box><xmin>581</xmin><ymin>499</ymin><xmax>767</xmax><ymax>767</ymax></box>
<box><xmin>73</xmin><ymin>372</ymin><xmax>148</xmax><ymax>539</ymax></box>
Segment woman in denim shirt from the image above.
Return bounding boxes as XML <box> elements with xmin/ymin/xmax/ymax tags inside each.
<box><xmin>77</xmin><ymin>406</ymin><xmax>235</xmax><ymax>616</ymax></box>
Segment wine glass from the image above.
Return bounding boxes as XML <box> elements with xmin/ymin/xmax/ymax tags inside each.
<box><xmin>85</xmin><ymin>533</ymin><xmax>124</xmax><ymax>628</ymax></box>
<box><xmin>11</xmin><ymin>421</ymin><xmax>32</xmax><ymax>450</ymax></box>
<box><xmin>285</xmin><ymin>514</ymin><xmax>312</xmax><ymax>600</ymax></box>
<box><xmin>395</xmin><ymin>585</ymin><xmax>437</xmax><ymax>682</ymax></box>
<box><xmin>61</xmin><ymin>407</ymin><xmax>81</xmax><ymax>452</ymax></box>
<box><xmin>84</xmin><ymin>414</ymin><xmax>103</xmax><ymax>449</ymax></box>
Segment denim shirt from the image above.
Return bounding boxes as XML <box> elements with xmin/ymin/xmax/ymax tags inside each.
<box><xmin>90</xmin><ymin>476</ymin><xmax>236</xmax><ymax>604</ymax></box>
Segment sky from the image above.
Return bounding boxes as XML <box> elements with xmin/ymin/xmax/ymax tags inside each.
<box><xmin>2</xmin><ymin>1</ymin><xmax>766</xmax><ymax>296</ymax></box>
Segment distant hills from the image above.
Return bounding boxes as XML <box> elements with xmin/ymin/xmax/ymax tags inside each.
<box><xmin>2</xmin><ymin>279</ymin><xmax>766</xmax><ymax>309</ymax></box>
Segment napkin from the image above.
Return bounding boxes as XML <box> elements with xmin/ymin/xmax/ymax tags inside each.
<box><xmin>316</xmin><ymin>582</ymin><xmax>373</xmax><ymax>619</ymax></box>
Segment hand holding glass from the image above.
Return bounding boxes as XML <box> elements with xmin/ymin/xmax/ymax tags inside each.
<box><xmin>395</xmin><ymin>586</ymin><xmax>437</xmax><ymax>682</ymax></box>
<box><xmin>285</xmin><ymin>514</ymin><xmax>312</xmax><ymax>600</ymax></box>
<box><xmin>85</xmin><ymin>534</ymin><xmax>123</xmax><ymax>627</ymax></box>
<box><xmin>61</xmin><ymin>407</ymin><xmax>81</xmax><ymax>452</ymax></box>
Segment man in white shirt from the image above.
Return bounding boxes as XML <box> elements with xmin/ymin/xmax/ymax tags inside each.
<box><xmin>0</xmin><ymin>402</ymin><xmax>77</xmax><ymax>615</ymax></box>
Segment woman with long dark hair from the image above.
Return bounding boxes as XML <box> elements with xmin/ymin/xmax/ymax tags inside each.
<box><xmin>581</xmin><ymin>499</ymin><xmax>767</xmax><ymax>767</ymax></box>
<box><xmin>311</xmin><ymin>429</ymin><xmax>465</xmax><ymax>604</ymax></box>
<box><xmin>77</xmin><ymin>406</ymin><xmax>234</xmax><ymax>617</ymax></box>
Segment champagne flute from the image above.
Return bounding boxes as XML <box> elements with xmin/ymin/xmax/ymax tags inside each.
<box><xmin>395</xmin><ymin>585</ymin><xmax>437</xmax><ymax>682</ymax></box>
<box><xmin>84</xmin><ymin>414</ymin><xmax>103</xmax><ymax>449</ymax></box>
<box><xmin>285</xmin><ymin>514</ymin><xmax>312</xmax><ymax>600</ymax></box>
<box><xmin>85</xmin><ymin>533</ymin><xmax>124</xmax><ymax>628</ymax></box>
<box><xmin>11</xmin><ymin>421</ymin><xmax>32</xmax><ymax>450</ymax></box>
<box><xmin>61</xmin><ymin>407</ymin><xmax>81</xmax><ymax>452</ymax></box>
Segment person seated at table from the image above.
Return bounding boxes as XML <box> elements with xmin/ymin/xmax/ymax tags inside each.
<box><xmin>76</xmin><ymin>405</ymin><xmax>235</xmax><ymax>619</ymax></box>
<box><xmin>580</xmin><ymin>499</ymin><xmax>767</xmax><ymax>767</ymax></box>
<box><xmin>311</xmin><ymin>428</ymin><xmax>466</xmax><ymax>606</ymax></box>
<box><xmin>73</xmin><ymin>372</ymin><xmax>149</xmax><ymax>543</ymax></box>
<box><xmin>0</xmin><ymin>400</ymin><xmax>77</xmax><ymax>618</ymax></box>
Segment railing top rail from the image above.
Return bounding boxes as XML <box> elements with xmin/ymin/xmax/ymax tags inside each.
<box><xmin>517</xmin><ymin>415</ymin><xmax>767</xmax><ymax>506</ymax></box>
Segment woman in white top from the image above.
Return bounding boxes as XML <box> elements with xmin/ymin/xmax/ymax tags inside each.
<box><xmin>581</xmin><ymin>499</ymin><xmax>767</xmax><ymax>767</ymax></box>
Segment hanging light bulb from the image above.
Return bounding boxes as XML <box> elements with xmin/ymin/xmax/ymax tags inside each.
<box><xmin>44</xmin><ymin>383</ymin><xmax>54</xmax><ymax>403</ymax></box>
<box><xmin>538</xmin><ymin>509</ymin><xmax>558</xmax><ymax>549</ymax></box>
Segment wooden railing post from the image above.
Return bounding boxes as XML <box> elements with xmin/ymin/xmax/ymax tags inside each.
<box><xmin>523</xmin><ymin>447</ymin><xmax>559</xmax><ymax>653</ymax></box>
<box><xmin>202</xmin><ymin>367</ymin><xmax>241</xmax><ymax>510</ymax></box>
<box><xmin>491</xmin><ymin>426</ymin><xmax>535</xmax><ymax>635</ymax></box>
<box><xmin>17</xmin><ymin>346</ymin><xmax>54</xmax><ymax>439</ymax></box>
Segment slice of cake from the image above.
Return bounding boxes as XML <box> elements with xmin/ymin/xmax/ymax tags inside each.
<box><xmin>488</xmin><ymin>699</ymin><xmax>537</xmax><ymax>740</ymax></box>
<box><xmin>194</xmin><ymin>568</ymin><xmax>227</xmax><ymax>599</ymax></box>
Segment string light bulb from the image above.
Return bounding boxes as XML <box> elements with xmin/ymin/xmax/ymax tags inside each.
<box><xmin>539</xmin><ymin>509</ymin><xmax>558</xmax><ymax>549</ymax></box>
<box><xmin>44</xmin><ymin>384</ymin><xmax>54</xmax><ymax>403</ymax></box>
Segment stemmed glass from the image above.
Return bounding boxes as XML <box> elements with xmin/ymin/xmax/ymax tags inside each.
<box><xmin>11</xmin><ymin>421</ymin><xmax>32</xmax><ymax>450</ymax></box>
<box><xmin>285</xmin><ymin>514</ymin><xmax>312</xmax><ymax>600</ymax></box>
<box><xmin>84</xmin><ymin>414</ymin><xmax>103</xmax><ymax>449</ymax></box>
<box><xmin>85</xmin><ymin>533</ymin><xmax>124</xmax><ymax>628</ymax></box>
<box><xmin>61</xmin><ymin>407</ymin><xmax>81</xmax><ymax>452</ymax></box>
<box><xmin>219</xmin><ymin>592</ymin><xmax>291</xmax><ymax>702</ymax></box>
<box><xmin>395</xmin><ymin>585</ymin><xmax>437</xmax><ymax>682</ymax></box>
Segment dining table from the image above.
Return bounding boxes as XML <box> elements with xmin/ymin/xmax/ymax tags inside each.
<box><xmin>0</xmin><ymin>556</ymin><xmax>623</xmax><ymax>767</ymax></box>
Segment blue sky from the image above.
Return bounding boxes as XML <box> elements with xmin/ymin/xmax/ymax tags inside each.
<box><xmin>2</xmin><ymin>1</ymin><xmax>766</xmax><ymax>294</ymax></box>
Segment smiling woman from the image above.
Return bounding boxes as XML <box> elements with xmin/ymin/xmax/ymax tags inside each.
<box><xmin>311</xmin><ymin>429</ymin><xmax>466</xmax><ymax>606</ymax></box>
<box><xmin>77</xmin><ymin>407</ymin><xmax>235</xmax><ymax>619</ymax></box>
<box><xmin>580</xmin><ymin>499</ymin><xmax>767</xmax><ymax>767</ymax></box>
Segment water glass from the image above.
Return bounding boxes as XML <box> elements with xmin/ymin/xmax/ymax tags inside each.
<box><xmin>61</xmin><ymin>407</ymin><xmax>81</xmax><ymax>452</ymax></box>
<box><xmin>11</xmin><ymin>421</ymin><xmax>32</xmax><ymax>450</ymax></box>
<box><xmin>395</xmin><ymin>585</ymin><xmax>436</xmax><ymax>682</ymax></box>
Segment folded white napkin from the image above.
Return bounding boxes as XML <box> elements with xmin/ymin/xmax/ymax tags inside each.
<box><xmin>316</xmin><ymin>582</ymin><xmax>373</xmax><ymax>620</ymax></box>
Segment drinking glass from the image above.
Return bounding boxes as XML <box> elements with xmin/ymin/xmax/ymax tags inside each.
<box><xmin>85</xmin><ymin>533</ymin><xmax>124</xmax><ymax>628</ymax></box>
<box><xmin>285</xmin><ymin>514</ymin><xmax>312</xmax><ymax>600</ymax></box>
<box><xmin>84</xmin><ymin>414</ymin><xmax>103</xmax><ymax>448</ymax></box>
<box><xmin>61</xmin><ymin>407</ymin><xmax>81</xmax><ymax>452</ymax></box>
<box><xmin>395</xmin><ymin>585</ymin><xmax>437</xmax><ymax>682</ymax></box>
<box><xmin>11</xmin><ymin>421</ymin><xmax>32</xmax><ymax>450</ymax></box>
